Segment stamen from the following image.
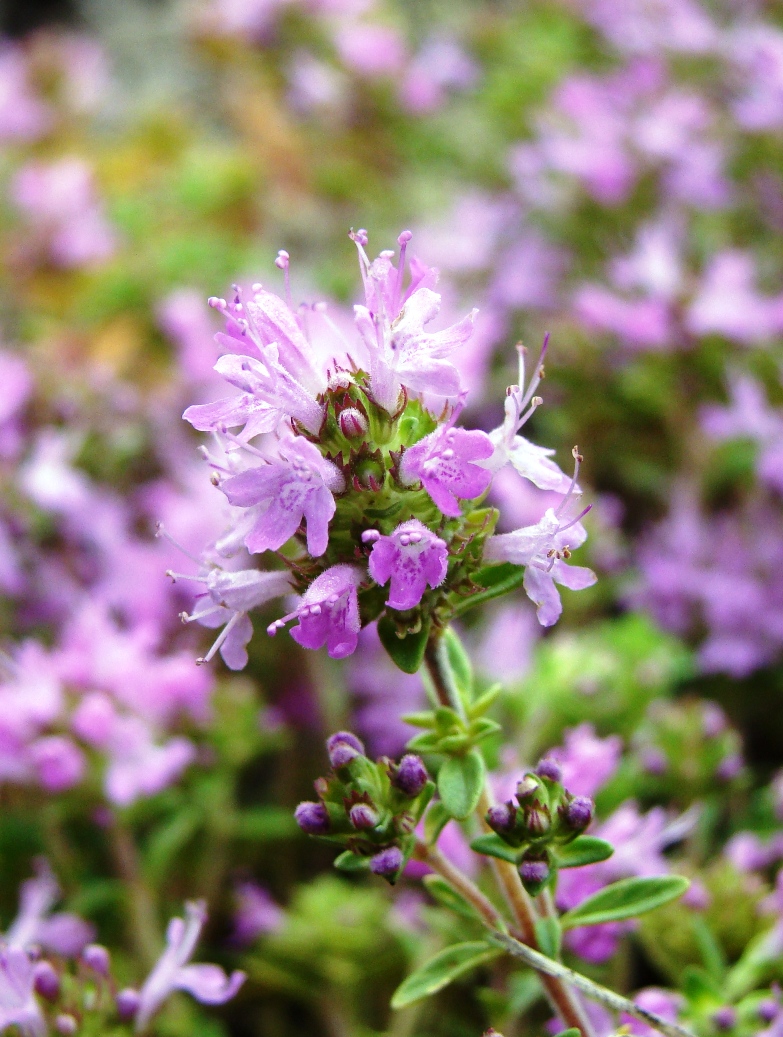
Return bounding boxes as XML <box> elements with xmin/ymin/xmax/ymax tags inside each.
<box><xmin>275</xmin><ymin>250</ymin><xmax>291</xmax><ymax>308</ymax></box>
<box><xmin>555</xmin><ymin>447</ymin><xmax>582</xmax><ymax>517</ymax></box>
<box><xmin>393</xmin><ymin>230</ymin><xmax>412</xmax><ymax>317</ymax></box>
<box><xmin>156</xmin><ymin>524</ymin><xmax>203</xmax><ymax>566</ymax></box>
<box><xmin>197</xmin><ymin>610</ymin><xmax>243</xmax><ymax>665</ymax></box>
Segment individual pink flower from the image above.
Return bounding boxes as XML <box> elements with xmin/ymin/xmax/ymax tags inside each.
<box><xmin>0</xmin><ymin>947</ymin><xmax>44</xmax><ymax>1037</ymax></box>
<box><xmin>269</xmin><ymin>565</ymin><xmax>362</xmax><ymax>659</ymax></box>
<box><xmin>135</xmin><ymin>901</ymin><xmax>245</xmax><ymax>1032</ymax></box>
<box><xmin>400</xmin><ymin>416</ymin><xmax>493</xmax><ymax>517</ymax></box>
<box><xmin>6</xmin><ymin>859</ymin><xmax>93</xmax><ymax>958</ymax></box>
<box><xmin>0</xmin><ymin>44</ymin><xmax>51</xmax><ymax>141</ymax></box>
<box><xmin>364</xmin><ymin>519</ymin><xmax>448</xmax><ymax>610</ymax></box>
<box><xmin>220</xmin><ymin>437</ymin><xmax>344</xmax><ymax>557</ymax></box>
<box><xmin>334</xmin><ymin>23</ymin><xmax>407</xmax><ymax>78</ymax></box>
<box><xmin>29</xmin><ymin>736</ymin><xmax>85</xmax><ymax>793</ymax></box>
<box><xmin>548</xmin><ymin>724</ymin><xmax>623</xmax><ymax>799</ymax></box>
<box><xmin>230</xmin><ymin>882</ymin><xmax>285</xmax><ymax>947</ymax></box>
<box><xmin>103</xmin><ymin>717</ymin><xmax>196</xmax><ymax>808</ymax></box>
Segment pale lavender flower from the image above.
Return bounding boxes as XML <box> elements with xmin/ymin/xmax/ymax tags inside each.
<box><xmin>29</xmin><ymin>737</ymin><xmax>85</xmax><ymax>793</ymax></box>
<box><xmin>220</xmin><ymin>437</ymin><xmax>344</xmax><ymax>557</ymax></box>
<box><xmin>686</xmin><ymin>251</ymin><xmax>783</xmax><ymax>345</ymax></box>
<box><xmin>231</xmin><ymin>882</ymin><xmax>284</xmax><ymax>947</ymax></box>
<box><xmin>573</xmin><ymin>0</ymin><xmax>719</xmax><ymax>55</ymax></box>
<box><xmin>400</xmin><ymin>415</ymin><xmax>493</xmax><ymax>517</ymax></box>
<box><xmin>398</xmin><ymin>36</ymin><xmax>478</xmax><ymax>113</ymax></box>
<box><xmin>103</xmin><ymin>717</ymin><xmax>195</xmax><ymax>808</ymax></box>
<box><xmin>364</xmin><ymin>519</ymin><xmax>448</xmax><ymax>609</ymax></box>
<box><xmin>573</xmin><ymin>286</ymin><xmax>673</xmax><ymax>350</ymax></box>
<box><xmin>136</xmin><ymin>901</ymin><xmax>245</xmax><ymax>1032</ymax></box>
<box><xmin>269</xmin><ymin>564</ymin><xmax>362</xmax><ymax>659</ymax></box>
<box><xmin>622</xmin><ymin>989</ymin><xmax>684</xmax><ymax>1037</ymax></box>
<box><xmin>0</xmin><ymin>44</ymin><xmax>51</xmax><ymax>141</ymax></box>
<box><xmin>6</xmin><ymin>859</ymin><xmax>93</xmax><ymax>958</ymax></box>
<box><xmin>334</xmin><ymin>23</ymin><xmax>407</xmax><ymax>78</ymax></box>
<box><xmin>0</xmin><ymin>948</ymin><xmax>45</xmax><ymax>1037</ymax></box>
<box><xmin>0</xmin><ymin>349</ymin><xmax>32</xmax><ymax>460</ymax></box>
<box><xmin>549</xmin><ymin>723</ymin><xmax>622</xmax><ymax>799</ymax></box>
<box><xmin>729</xmin><ymin>25</ymin><xmax>783</xmax><ymax>131</ymax></box>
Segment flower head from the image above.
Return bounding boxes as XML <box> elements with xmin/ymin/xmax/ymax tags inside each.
<box><xmin>365</xmin><ymin>520</ymin><xmax>448</xmax><ymax>610</ymax></box>
<box><xmin>136</xmin><ymin>901</ymin><xmax>245</xmax><ymax>1032</ymax></box>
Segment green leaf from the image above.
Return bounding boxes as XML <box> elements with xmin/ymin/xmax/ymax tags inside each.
<box><xmin>553</xmin><ymin>1029</ymin><xmax>581</xmax><ymax>1037</ymax></box>
<box><xmin>554</xmin><ymin>836</ymin><xmax>614</xmax><ymax>869</ymax></box>
<box><xmin>561</xmin><ymin>875</ymin><xmax>690</xmax><ymax>929</ymax></box>
<box><xmin>444</xmin><ymin>628</ymin><xmax>473</xmax><ymax>702</ymax></box>
<box><xmin>334</xmin><ymin>850</ymin><xmax>370</xmax><ymax>872</ymax></box>
<box><xmin>424</xmin><ymin>801</ymin><xmax>452</xmax><ymax>844</ymax></box>
<box><xmin>452</xmin><ymin>563</ymin><xmax>526</xmax><ymax>617</ymax></box>
<box><xmin>391</xmin><ymin>942</ymin><xmax>501</xmax><ymax>1009</ymax></box>
<box><xmin>470</xmin><ymin>833</ymin><xmax>521</xmax><ymax>864</ymax></box>
<box><xmin>437</xmin><ymin>751</ymin><xmax>486</xmax><ymax>820</ymax></box>
<box><xmin>423</xmin><ymin>875</ymin><xmax>482</xmax><ymax>921</ymax></box>
<box><xmin>467</xmin><ymin>684</ymin><xmax>502</xmax><ymax>719</ymax></box>
<box><xmin>378</xmin><ymin>615</ymin><xmax>431</xmax><ymax>674</ymax></box>
<box><xmin>407</xmin><ymin>732</ymin><xmax>440</xmax><ymax>753</ymax></box>
<box><xmin>401</xmin><ymin>711</ymin><xmax>436</xmax><ymax>728</ymax></box>
<box><xmin>534</xmin><ymin>916</ymin><xmax>562</xmax><ymax>959</ymax></box>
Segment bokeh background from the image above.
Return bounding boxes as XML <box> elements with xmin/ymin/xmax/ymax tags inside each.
<box><xmin>2</xmin><ymin>0</ymin><xmax>783</xmax><ymax>1034</ymax></box>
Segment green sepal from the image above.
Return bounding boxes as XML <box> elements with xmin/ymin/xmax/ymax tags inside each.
<box><xmin>391</xmin><ymin>941</ymin><xmax>501</xmax><ymax>1009</ymax></box>
<box><xmin>423</xmin><ymin>874</ymin><xmax>483</xmax><ymax>921</ymax></box>
<box><xmin>333</xmin><ymin>850</ymin><xmax>370</xmax><ymax>872</ymax></box>
<box><xmin>560</xmin><ymin>875</ymin><xmax>690</xmax><ymax>929</ymax></box>
<box><xmin>378</xmin><ymin>615</ymin><xmax>431</xmax><ymax>674</ymax></box>
<box><xmin>401</xmin><ymin>710</ymin><xmax>436</xmax><ymax>728</ymax></box>
<box><xmin>553</xmin><ymin>836</ymin><xmax>614</xmax><ymax>869</ymax></box>
<box><xmin>437</xmin><ymin>750</ymin><xmax>486</xmax><ymax>820</ymax></box>
<box><xmin>470</xmin><ymin>833</ymin><xmax>522</xmax><ymax>865</ymax></box>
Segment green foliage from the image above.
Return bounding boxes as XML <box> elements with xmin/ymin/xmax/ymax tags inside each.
<box><xmin>437</xmin><ymin>751</ymin><xmax>486</xmax><ymax>820</ymax></box>
<box><xmin>391</xmin><ymin>941</ymin><xmax>502</xmax><ymax>1009</ymax></box>
<box><xmin>561</xmin><ymin>876</ymin><xmax>690</xmax><ymax>929</ymax></box>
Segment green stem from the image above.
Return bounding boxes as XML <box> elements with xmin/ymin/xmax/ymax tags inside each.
<box><xmin>109</xmin><ymin>816</ymin><xmax>159</xmax><ymax>971</ymax></box>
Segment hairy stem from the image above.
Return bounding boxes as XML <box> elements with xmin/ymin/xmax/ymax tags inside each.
<box><xmin>109</xmin><ymin>817</ymin><xmax>159</xmax><ymax>970</ymax></box>
<box><xmin>414</xmin><ymin>840</ymin><xmax>507</xmax><ymax>932</ymax></box>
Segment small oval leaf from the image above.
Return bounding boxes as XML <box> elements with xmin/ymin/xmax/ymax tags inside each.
<box><xmin>333</xmin><ymin>850</ymin><xmax>370</xmax><ymax>872</ymax></box>
<box><xmin>438</xmin><ymin>751</ymin><xmax>485</xmax><ymax>820</ymax></box>
<box><xmin>378</xmin><ymin>615</ymin><xmax>431</xmax><ymax>674</ymax></box>
<box><xmin>561</xmin><ymin>875</ymin><xmax>690</xmax><ymax>929</ymax></box>
<box><xmin>423</xmin><ymin>875</ymin><xmax>482</xmax><ymax>921</ymax></box>
<box><xmin>391</xmin><ymin>942</ymin><xmax>501</xmax><ymax>1009</ymax></box>
<box><xmin>470</xmin><ymin>833</ymin><xmax>521</xmax><ymax>864</ymax></box>
<box><xmin>554</xmin><ymin>836</ymin><xmax>614</xmax><ymax>869</ymax></box>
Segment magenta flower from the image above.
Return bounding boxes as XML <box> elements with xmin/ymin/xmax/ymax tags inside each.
<box><xmin>136</xmin><ymin>901</ymin><xmax>245</xmax><ymax>1032</ymax></box>
<box><xmin>0</xmin><ymin>947</ymin><xmax>44</xmax><ymax>1037</ymax></box>
<box><xmin>269</xmin><ymin>565</ymin><xmax>362</xmax><ymax>659</ymax></box>
<box><xmin>103</xmin><ymin>717</ymin><xmax>196</xmax><ymax>808</ymax></box>
<box><xmin>6</xmin><ymin>859</ymin><xmax>93</xmax><ymax>958</ymax></box>
<box><xmin>220</xmin><ymin>437</ymin><xmax>344</xmax><ymax>557</ymax></box>
<box><xmin>364</xmin><ymin>520</ymin><xmax>448</xmax><ymax>610</ymax></box>
<box><xmin>400</xmin><ymin>419</ymin><xmax>493</xmax><ymax>517</ymax></box>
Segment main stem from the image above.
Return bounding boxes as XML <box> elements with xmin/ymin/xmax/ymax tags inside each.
<box><xmin>424</xmin><ymin>633</ymin><xmax>595</xmax><ymax>1037</ymax></box>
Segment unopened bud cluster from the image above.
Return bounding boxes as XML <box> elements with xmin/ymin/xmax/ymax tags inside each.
<box><xmin>294</xmin><ymin>732</ymin><xmax>433</xmax><ymax>883</ymax></box>
<box><xmin>486</xmin><ymin>759</ymin><xmax>594</xmax><ymax>894</ymax></box>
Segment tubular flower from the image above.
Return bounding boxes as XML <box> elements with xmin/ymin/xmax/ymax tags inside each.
<box><xmin>178</xmin><ymin>230</ymin><xmax>595</xmax><ymax>668</ymax></box>
<box><xmin>135</xmin><ymin>901</ymin><xmax>245</xmax><ymax>1032</ymax></box>
<box><xmin>0</xmin><ymin>947</ymin><xmax>44</xmax><ymax>1037</ymax></box>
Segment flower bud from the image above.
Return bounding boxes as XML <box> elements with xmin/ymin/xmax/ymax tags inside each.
<box><xmin>561</xmin><ymin>796</ymin><xmax>594</xmax><ymax>833</ymax></box>
<box><xmin>758</xmin><ymin>1001</ymin><xmax>778</xmax><ymax>1024</ymax></box>
<box><xmin>370</xmin><ymin>846</ymin><xmax>404</xmax><ymax>881</ymax></box>
<box><xmin>392</xmin><ymin>755</ymin><xmax>428</xmax><ymax>797</ymax></box>
<box><xmin>294</xmin><ymin>801</ymin><xmax>330</xmax><ymax>835</ymax></box>
<box><xmin>349</xmin><ymin>803</ymin><xmax>379</xmax><ymax>830</ymax></box>
<box><xmin>486</xmin><ymin>802</ymin><xmax>517</xmax><ymax>837</ymax></box>
<box><xmin>535</xmin><ymin>758</ymin><xmax>562</xmax><ymax>783</ymax></box>
<box><xmin>116</xmin><ymin>988</ymin><xmax>141</xmax><ymax>1023</ymax></box>
<box><xmin>519</xmin><ymin>851</ymin><xmax>550</xmax><ymax>895</ymax></box>
<box><xmin>515</xmin><ymin>775</ymin><xmax>540</xmax><ymax>801</ymax></box>
<box><xmin>327</xmin><ymin>731</ymin><xmax>365</xmax><ymax>770</ymax></box>
<box><xmin>55</xmin><ymin>1015</ymin><xmax>78</xmax><ymax>1036</ymax></box>
<box><xmin>523</xmin><ymin>804</ymin><xmax>551</xmax><ymax>839</ymax></box>
<box><xmin>339</xmin><ymin>408</ymin><xmax>368</xmax><ymax>440</ymax></box>
<box><xmin>33</xmin><ymin>960</ymin><xmax>60</xmax><ymax>1001</ymax></box>
<box><xmin>712</xmin><ymin>1007</ymin><xmax>736</xmax><ymax>1031</ymax></box>
<box><xmin>82</xmin><ymin>943</ymin><xmax>110</xmax><ymax>977</ymax></box>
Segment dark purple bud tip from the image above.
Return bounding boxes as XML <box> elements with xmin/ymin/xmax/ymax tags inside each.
<box><xmin>393</xmin><ymin>755</ymin><xmax>429</xmax><ymax>797</ymax></box>
<box><xmin>327</xmin><ymin>731</ymin><xmax>365</xmax><ymax>769</ymax></box>
<box><xmin>758</xmin><ymin>1000</ymin><xmax>779</xmax><ymax>1024</ymax></box>
<box><xmin>370</xmin><ymin>846</ymin><xmax>404</xmax><ymax>881</ymax></box>
<box><xmin>55</xmin><ymin>1015</ymin><xmax>78</xmax><ymax>1036</ymax></box>
<box><xmin>524</xmin><ymin>806</ymin><xmax>551</xmax><ymax>838</ymax></box>
<box><xmin>536</xmin><ymin>758</ymin><xmax>562</xmax><ymax>783</ymax></box>
<box><xmin>33</xmin><ymin>960</ymin><xmax>60</xmax><ymax>1001</ymax></box>
<box><xmin>487</xmin><ymin>802</ymin><xmax>517</xmax><ymax>836</ymax></box>
<box><xmin>82</xmin><ymin>943</ymin><xmax>110</xmax><ymax>977</ymax></box>
<box><xmin>519</xmin><ymin>855</ymin><xmax>550</xmax><ymax>895</ymax></box>
<box><xmin>295</xmin><ymin>801</ymin><xmax>330</xmax><ymax>835</ymax></box>
<box><xmin>116</xmin><ymin>988</ymin><xmax>141</xmax><ymax>1023</ymax></box>
<box><xmin>349</xmin><ymin>803</ymin><xmax>379</xmax><ymax>830</ymax></box>
<box><xmin>563</xmin><ymin>796</ymin><xmax>594</xmax><ymax>832</ymax></box>
<box><xmin>516</xmin><ymin>775</ymin><xmax>540</xmax><ymax>801</ymax></box>
<box><xmin>712</xmin><ymin>1007</ymin><xmax>736</xmax><ymax>1031</ymax></box>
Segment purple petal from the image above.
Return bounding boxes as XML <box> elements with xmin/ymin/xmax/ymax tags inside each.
<box><xmin>174</xmin><ymin>964</ymin><xmax>246</xmax><ymax>1005</ymax></box>
<box><xmin>523</xmin><ymin>566</ymin><xmax>563</xmax><ymax>627</ymax></box>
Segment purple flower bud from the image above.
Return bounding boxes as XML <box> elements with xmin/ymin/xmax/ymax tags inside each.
<box><xmin>702</xmin><ymin>703</ymin><xmax>727</xmax><ymax>738</ymax></box>
<box><xmin>524</xmin><ymin>805</ymin><xmax>551</xmax><ymax>838</ymax></box>
<box><xmin>339</xmin><ymin>408</ymin><xmax>368</xmax><ymax>439</ymax></box>
<box><xmin>327</xmin><ymin>731</ymin><xmax>365</xmax><ymax>770</ymax></box>
<box><xmin>515</xmin><ymin>775</ymin><xmax>540</xmax><ymax>801</ymax></box>
<box><xmin>536</xmin><ymin>758</ymin><xmax>562</xmax><ymax>783</ymax></box>
<box><xmin>717</xmin><ymin>754</ymin><xmax>743</xmax><ymax>782</ymax></box>
<box><xmin>487</xmin><ymin>802</ymin><xmax>517</xmax><ymax>836</ymax></box>
<box><xmin>562</xmin><ymin>796</ymin><xmax>594</xmax><ymax>832</ymax></box>
<box><xmin>519</xmin><ymin>853</ymin><xmax>550</xmax><ymax>895</ymax></box>
<box><xmin>758</xmin><ymin>1000</ymin><xmax>779</xmax><ymax>1024</ymax></box>
<box><xmin>712</xmin><ymin>1007</ymin><xmax>736</xmax><ymax>1031</ymax></box>
<box><xmin>641</xmin><ymin>748</ymin><xmax>668</xmax><ymax>776</ymax></box>
<box><xmin>370</xmin><ymin>846</ymin><xmax>404</xmax><ymax>881</ymax></box>
<box><xmin>294</xmin><ymin>801</ymin><xmax>330</xmax><ymax>835</ymax></box>
<box><xmin>393</xmin><ymin>755</ymin><xmax>428</xmax><ymax>797</ymax></box>
<box><xmin>116</xmin><ymin>988</ymin><xmax>141</xmax><ymax>1023</ymax></box>
<box><xmin>82</xmin><ymin>943</ymin><xmax>110</xmax><ymax>977</ymax></box>
<box><xmin>349</xmin><ymin>803</ymin><xmax>378</xmax><ymax>830</ymax></box>
<box><xmin>33</xmin><ymin>960</ymin><xmax>60</xmax><ymax>1001</ymax></box>
<box><xmin>55</xmin><ymin>1015</ymin><xmax>78</xmax><ymax>1036</ymax></box>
